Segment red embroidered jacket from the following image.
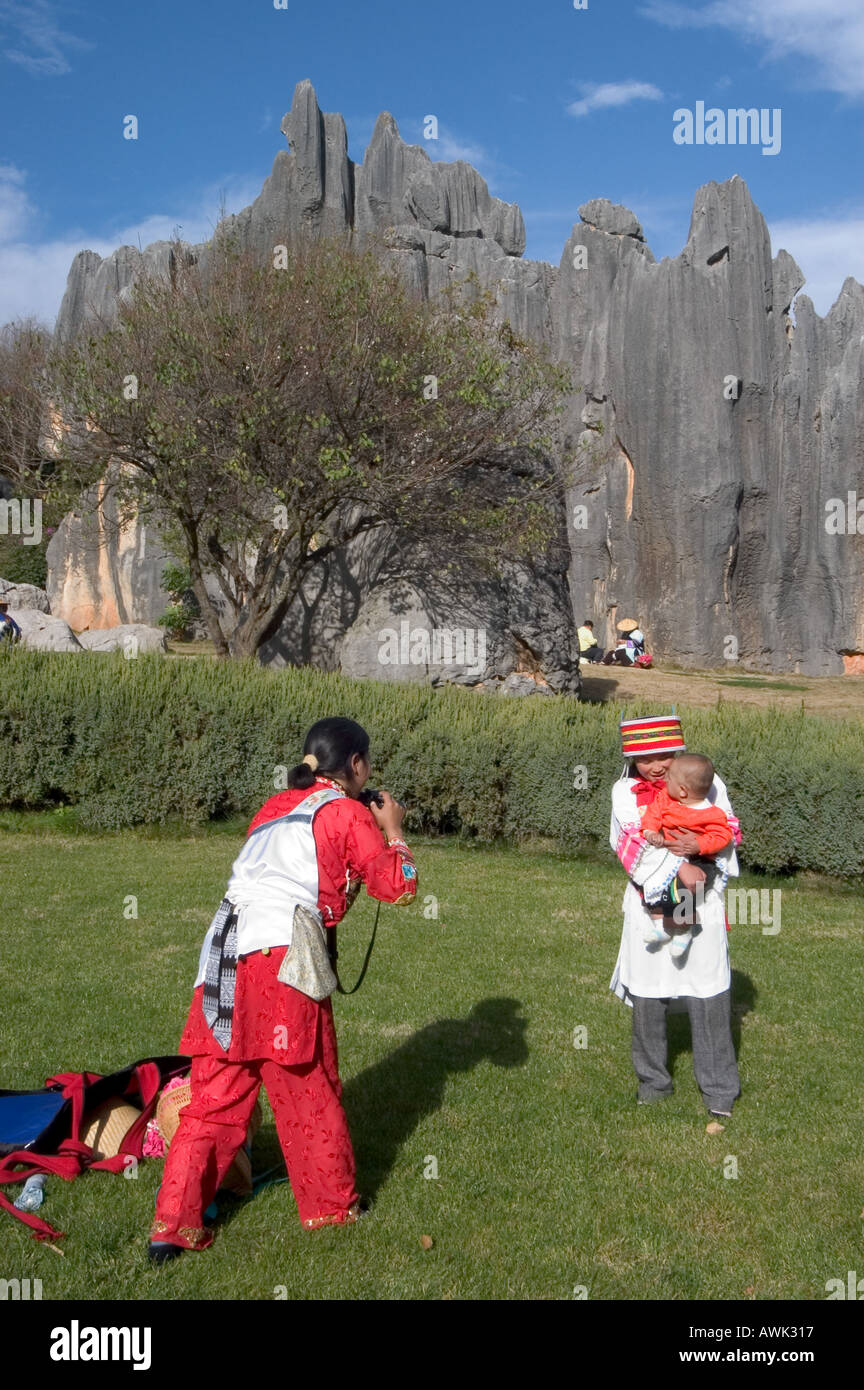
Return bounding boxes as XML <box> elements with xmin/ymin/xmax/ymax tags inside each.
<box><xmin>178</xmin><ymin>781</ymin><xmax>416</xmax><ymax>1062</ymax></box>
<box><xmin>247</xmin><ymin>782</ymin><xmax>417</xmax><ymax>924</ymax></box>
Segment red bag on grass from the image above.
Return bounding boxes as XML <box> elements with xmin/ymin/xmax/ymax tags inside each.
<box><xmin>0</xmin><ymin>1055</ymin><xmax>190</xmax><ymax>1243</ymax></box>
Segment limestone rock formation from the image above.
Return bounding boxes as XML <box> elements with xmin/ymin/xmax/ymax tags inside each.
<box><xmin>497</xmin><ymin>672</ymin><xmax>555</xmax><ymax>698</ymax></box>
<box><xmin>578</xmin><ymin>199</ymin><xmax>644</xmax><ymax>240</ymax></box>
<box><xmin>555</xmin><ymin>182</ymin><xmax>864</xmax><ymax>675</ymax></box>
<box><xmin>0</xmin><ymin>578</ymin><xmax>50</xmax><ymax>612</ymax></box>
<box><xmin>51</xmin><ymin>81</ymin><xmax>864</xmax><ymax>677</ymax></box>
<box><xmin>45</xmin><ymin>481</ymin><xmax>171</xmax><ymax>632</ymax></box>
<box><xmin>76</xmin><ymin>624</ymin><xmax>168</xmax><ymax>654</ymax></box>
<box><xmin>11</xmin><ymin>609</ymin><xmax>83</xmax><ymax>651</ymax></box>
<box><xmin>336</xmin><ymin>561</ymin><xmax>575</xmax><ymax>692</ymax></box>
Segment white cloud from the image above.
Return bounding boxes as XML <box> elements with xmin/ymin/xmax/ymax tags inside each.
<box><xmin>0</xmin><ymin>162</ymin><xmax>33</xmax><ymax>241</ymax></box>
<box><xmin>768</xmin><ymin>212</ymin><xmax>864</xmax><ymax>316</ymax></box>
<box><xmin>0</xmin><ymin>0</ymin><xmax>91</xmax><ymax>76</ymax></box>
<box><xmin>640</xmin><ymin>0</ymin><xmax>864</xmax><ymax>98</ymax></box>
<box><xmin>0</xmin><ymin>168</ymin><xmax>265</xmax><ymax>329</ymax></box>
<box><xmin>431</xmin><ymin>130</ymin><xmax>490</xmax><ymax>167</ymax></box>
<box><xmin>567</xmin><ymin>81</ymin><xmax>664</xmax><ymax>118</ymax></box>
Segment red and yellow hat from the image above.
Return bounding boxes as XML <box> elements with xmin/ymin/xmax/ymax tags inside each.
<box><xmin>620</xmin><ymin>715</ymin><xmax>685</xmax><ymax>758</ymax></box>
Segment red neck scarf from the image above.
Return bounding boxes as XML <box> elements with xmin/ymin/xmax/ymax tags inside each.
<box><xmin>632</xmin><ymin>777</ymin><xmax>666</xmax><ymax>807</ymax></box>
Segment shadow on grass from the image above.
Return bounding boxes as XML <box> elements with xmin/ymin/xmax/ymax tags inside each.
<box><xmin>578</xmin><ymin>674</ymin><xmax>620</xmax><ymax>704</ymax></box>
<box><xmin>666</xmin><ymin>969</ymin><xmax>756</xmax><ymax>1084</ymax></box>
<box><xmin>344</xmin><ymin>997</ymin><xmax>528</xmax><ymax>1200</ymax></box>
<box><xmin>208</xmin><ymin>998</ymin><xmax>528</xmax><ymax>1233</ymax></box>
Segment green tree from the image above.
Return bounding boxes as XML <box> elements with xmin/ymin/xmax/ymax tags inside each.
<box><xmin>0</xmin><ymin>319</ymin><xmax>59</xmax><ymax>587</ymax></box>
<box><xmin>45</xmin><ymin>235</ymin><xmax>574</xmax><ymax>659</ymax></box>
<box><xmin>0</xmin><ymin>317</ymin><xmax>53</xmax><ymax>492</ymax></box>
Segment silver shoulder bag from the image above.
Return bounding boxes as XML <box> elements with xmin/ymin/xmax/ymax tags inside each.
<box><xmin>276</xmin><ymin>903</ymin><xmax>339</xmax><ymax>1001</ymax></box>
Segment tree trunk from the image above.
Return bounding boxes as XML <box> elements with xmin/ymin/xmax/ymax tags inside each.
<box><xmin>182</xmin><ymin>522</ymin><xmax>231</xmax><ymax>658</ymax></box>
<box><xmin>226</xmin><ymin>573</ymin><xmax>305</xmax><ymax>660</ymax></box>
<box><xmin>226</xmin><ymin>605</ymin><xmax>276</xmax><ymax>659</ymax></box>
<box><xmin>192</xmin><ymin>574</ymin><xmax>231</xmax><ymax>658</ymax></box>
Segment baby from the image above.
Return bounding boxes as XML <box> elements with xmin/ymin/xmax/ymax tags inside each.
<box><xmin>640</xmin><ymin>753</ymin><xmax>733</xmax><ymax>956</ymax></box>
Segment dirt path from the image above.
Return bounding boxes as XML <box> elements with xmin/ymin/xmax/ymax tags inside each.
<box><xmin>168</xmin><ymin>640</ymin><xmax>864</xmax><ymax>721</ymax></box>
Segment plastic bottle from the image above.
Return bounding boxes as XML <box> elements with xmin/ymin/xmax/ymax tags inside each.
<box><xmin>14</xmin><ymin>1173</ymin><xmax>46</xmax><ymax>1212</ymax></box>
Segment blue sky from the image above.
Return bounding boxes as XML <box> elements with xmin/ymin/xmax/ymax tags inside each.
<box><xmin>0</xmin><ymin>0</ymin><xmax>861</xmax><ymax>327</ymax></box>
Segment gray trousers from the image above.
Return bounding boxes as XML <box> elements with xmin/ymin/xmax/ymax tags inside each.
<box><xmin>631</xmin><ymin>990</ymin><xmax>740</xmax><ymax>1112</ymax></box>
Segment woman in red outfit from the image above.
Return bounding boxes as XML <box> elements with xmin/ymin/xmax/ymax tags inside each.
<box><xmin>148</xmin><ymin>717</ymin><xmax>417</xmax><ymax>1262</ymax></box>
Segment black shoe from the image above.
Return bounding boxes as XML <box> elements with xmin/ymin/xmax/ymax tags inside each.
<box><xmin>148</xmin><ymin>1241</ymin><xmax>185</xmax><ymax>1265</ymax></box>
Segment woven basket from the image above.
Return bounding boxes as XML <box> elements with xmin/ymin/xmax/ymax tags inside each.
<box><xmin>155</xmin><ymin>1081</ymin><xmax>262</xmax><ymax>1197</ymax></box>
<box><xmin>154</xmin><ymin>1081</ymin><xmax>192</xmax><ymax>1145</ymax></box>
<box><xmin>80</xmin><ymin>1100</ymin><xmax>142</xmax><ymax>1159</ymax></box>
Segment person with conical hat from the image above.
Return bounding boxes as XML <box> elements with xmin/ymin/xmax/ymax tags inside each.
<box><xmin>608</xmin><ymin>715</ymin><xmax>742</xmax><ymax>1118</ymax></box>
<box><xmin>601</xmin><ymin>620</ymin><xmax>646</xmax><ymax>667</ymax></box>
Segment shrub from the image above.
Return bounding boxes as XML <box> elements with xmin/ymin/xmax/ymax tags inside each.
<box><xmin>0</xmin><ymin>534</ymin><xmax>48</xmax><ymax>587</ymax></box>
<box><xmin>0</xmin><ymin>649</ymin><xmax>861</xmax><ymax>878</ymax></box>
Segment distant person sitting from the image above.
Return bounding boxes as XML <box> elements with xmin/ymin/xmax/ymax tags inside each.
<box><xmin>602</xmin><ymin>622</ymin><xmax>646</xmax><ymax>666</ymax></box>
<box><xmin>0</xmin><ymin>601</ymin><xmax>21</xmax><ymax>644</ymax></box>
<box><xmin>577</xmin><ymin>620</ymin><xmax>604</xmax><ymax>664</ymax></box>
<box><xmin>626</xmin><ymin>628</ymin><xmax>646</xmax><ymax>661</ymax></box>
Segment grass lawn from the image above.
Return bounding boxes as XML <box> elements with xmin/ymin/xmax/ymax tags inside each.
<box><xmin>0</xmin><ymin>819</ymin><xmax>862</xmax><ymax>1301</ymax></box>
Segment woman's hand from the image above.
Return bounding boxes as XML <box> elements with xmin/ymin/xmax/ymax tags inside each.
<box><xmin>665</xmin><ymin>830</ymin><xmax>701</xmax><ymax>856</ymax></box>
<box><xmin>677</xmin><ymin>861</ymin><xmax>706</xmax><ymax>891</ymax></box>
<box><xmin>369</xmin><ymin>789</ymin><xmax>405</xmax><ymax>841</ymax></box>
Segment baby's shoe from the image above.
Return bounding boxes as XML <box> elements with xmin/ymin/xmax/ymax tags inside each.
<box><xmin>643</xmin><ymin>918</ymin><xmax>672</xmax><ymax>944</ymax></box>
<box><xmin>669</xmin><ymin>930</ymin><xmax>693</xmax><ymax>957</ymax></box>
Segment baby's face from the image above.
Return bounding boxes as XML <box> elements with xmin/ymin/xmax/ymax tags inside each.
<box><xmin>666</xmin><ymin>765</ymin><xmax>691</xmax><ymax>801</ymax></box>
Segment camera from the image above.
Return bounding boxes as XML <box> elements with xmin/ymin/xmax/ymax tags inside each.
<box><xmin>358</xmin><ymin>787</ymin><xmax>385</xmax><ymax>810</ymax></box>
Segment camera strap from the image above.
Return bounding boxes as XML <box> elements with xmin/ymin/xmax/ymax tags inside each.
<box><xmin>329</xmin><ymin>900</ymin><xmax>382</xmax><ymax>996</ymax></box>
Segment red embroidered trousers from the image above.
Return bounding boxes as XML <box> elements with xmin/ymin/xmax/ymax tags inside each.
<box><xmin>151</xmin><ymin>986</ymin><xmax>358</xmax><ymax>1249</ymax></box>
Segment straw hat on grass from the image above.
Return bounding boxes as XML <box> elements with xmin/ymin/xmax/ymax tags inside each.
<box><xmin>155</xmin><ymin>1081</ymin><xmax>263</xmax><ymax>1196</ymax></box>
<box><xmin>80</xmin><ymin>1100</ymin><xmax>142</xmax><ymax>1160</ymax></box>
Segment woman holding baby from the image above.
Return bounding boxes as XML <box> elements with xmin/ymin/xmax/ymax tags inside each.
<box><xmin>609</xmin><ymin>715</ymin><xmax>742</xmax><ymax>1119</ymax></box>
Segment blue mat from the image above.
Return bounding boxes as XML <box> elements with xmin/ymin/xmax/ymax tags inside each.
<box><xmin>0</xmin><ymin>1091</ymin><xmax>67</xmax><ymax>1148</ymax></box>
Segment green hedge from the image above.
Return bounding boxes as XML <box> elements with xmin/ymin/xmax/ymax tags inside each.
<box><xmin>0</xmin><ymin>534</ymin><xmax>48</xmax><ymax>588</ymax></box>
<box><xmin>0</xmin><ymin>648</ymin><xmax>862</xmax><ymax>878</ymax></box>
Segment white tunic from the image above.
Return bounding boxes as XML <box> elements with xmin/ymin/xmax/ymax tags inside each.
<box><xmin>608</xmin><ymin>774</ymin><xmax>739</xmax><ymax>1004</ymax></box>
<box><xmin>193</xmin><ymin>785</ymin><xmax>343</xmax><ymax>987</ymax></box>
